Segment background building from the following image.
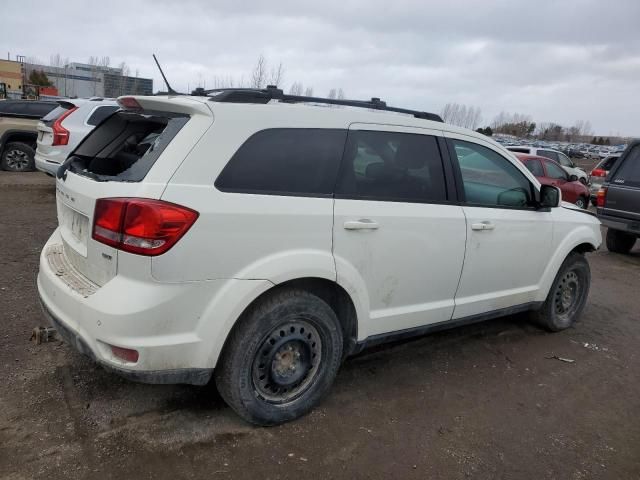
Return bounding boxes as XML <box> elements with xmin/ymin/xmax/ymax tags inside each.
<box><xmin>0</xmin><ymin>58</ymin><xmax>24</xmax><ymax>98</ymax></box>
<box><xmin>26</xmin><ymin>62</ymin><xmax>152</xmax><ymax>98</ymax></box>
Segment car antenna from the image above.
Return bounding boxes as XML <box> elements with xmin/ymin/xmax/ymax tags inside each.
<box><xmin>152</xmin><ymin>54</ymin><xmax>180</xmax><ymax>95</ymax></box>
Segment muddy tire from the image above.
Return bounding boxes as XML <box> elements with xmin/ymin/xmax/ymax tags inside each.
<box><xmin>606</xmin><ymin>229</ymin><xmax>636</xmax><ymax>254</ymax></box>
<box><xmin>574</xmin><ymin>196</ymin><xmax>587</xmax><ymax>209</ymax></box>
<box><xmin>215</xmin><ymin>288</ymin><xmax>343</xmax><ymax>426</ymax></box>
<box><xmin>531</xmin><ymin>252</ymin><xmax>590</xmax><ymax>332</ymax></box>
<box><xmin>1</xmin><ymin>142</ymin><xmax>35</xmax><ymax>172</ymax></box>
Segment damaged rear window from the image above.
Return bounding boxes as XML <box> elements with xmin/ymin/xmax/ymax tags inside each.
<box><xmin>61</xmin><ymin>110</ymin><xmax>189</xmax><ymax>182</ymax></box>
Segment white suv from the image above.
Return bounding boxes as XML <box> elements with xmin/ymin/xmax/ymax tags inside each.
<box><xmin>35</xmin><ymin>98</ymin><xmax>119</xmax><ymax>175</ymax></box>
<box><xmin>506</xmin><ymin>146</ymin><xmax>588</xmax><ymax>184</ymax></box>
<box><xmin>38</xmin><ymin>89</ymin><xmax>601</xmax><ymax>425</ymax></box>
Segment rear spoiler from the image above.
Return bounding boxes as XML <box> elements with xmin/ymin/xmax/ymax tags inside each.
<box><xmin>117</xmin><ymin>96</ymin><xmax>212</xmax><ymax>117</ymax></box>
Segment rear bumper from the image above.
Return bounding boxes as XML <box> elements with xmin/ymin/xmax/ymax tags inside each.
<box><xmin>40</xmin><ymin>300</ymin><xmax>213</xmax><ymax>385</ymax></box>
<box><xmin>598</xmin><ymin>213</ymin><xmax>640</xmax><ymax>236</ymax></box>
<box><xmin>37</xmin><ymin>228</ymin><xmax>272</xmax><ymax>385</ymax></box>
<box><xmin>35</xmin><ymin>151</ymin><xmax>62</xmax><ymax>176</ymax></box>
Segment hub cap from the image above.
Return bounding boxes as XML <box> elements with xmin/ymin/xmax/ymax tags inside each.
<box><xmin>252</xmin><ymin>320</ymin><xmax>322</xmax><ymax>404</ymax></box>
<box><xmin>5</xmin><ymin>149</ymin><xmax>30</xmax><ymax>171</ymax></box>
<box><xmin>554</xmin><ymin>270</ymin><xmax>580</xmax><ymax>318</ymax></box>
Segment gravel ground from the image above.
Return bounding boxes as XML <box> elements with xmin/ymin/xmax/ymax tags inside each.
<box><xmin>1</xmin><ymin>171</ymin><xmax>639</xmax><ymax>480</ymax></box>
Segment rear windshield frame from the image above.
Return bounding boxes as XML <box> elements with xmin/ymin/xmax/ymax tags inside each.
<box><xmin>61</xmin><ymin>110</ymin><xmax>189</xmax><ymax>183</ymax></box>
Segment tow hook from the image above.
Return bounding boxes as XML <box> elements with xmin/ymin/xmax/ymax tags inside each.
<box><xmin>30</xmin><ymin>326</ymin><xmax>57</xmax><ymax>345</ymax></box>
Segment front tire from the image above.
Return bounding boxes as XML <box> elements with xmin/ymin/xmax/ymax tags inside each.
<box><xmin>606</xmin><ymin>229</ymin><xmax>637</xmax><ymax>254</ymax></box>
<box><xmin>1</xmin><ymin>142</ymin><xmax>35</xmax><ymax>172</ymax></box>
<box><xmin>574</xmin><ymin>196</ymin><xmax>587</xmax><ymax>209</ymax></box>
<box><xmin>215</xmin><ymin>288</ymin><xmax>343</xmax><ymax>426</ymax></box>
<box><xmin>531</xmin><ymin>252</ymin><xmax>591</xmax><ymax>332</ymax></box>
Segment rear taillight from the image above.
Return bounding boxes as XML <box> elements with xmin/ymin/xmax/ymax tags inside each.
<box><xmin>596</xmin><ymin>187</ymin><xmax>607</xmax><ymax>208</ymax></box>
<box><xmin>590</xmin><ymin>168</ymin><xmax>606</xmax><ymax>177</ymax></box>
<box><xmin>51</xmin><ymin>106</ymin><xmax>78</xmax><ymax>146</ymax></box>
<box><xmin>92</xmin><ymin>198</ymin><xmax>198</xmax><ymax>256</ymax></box>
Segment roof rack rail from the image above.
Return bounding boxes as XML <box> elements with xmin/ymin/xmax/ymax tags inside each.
<box><xmin>202</xmin><ymin>86</ymin><xmax>443</xmax><ymax>122</ymax></box>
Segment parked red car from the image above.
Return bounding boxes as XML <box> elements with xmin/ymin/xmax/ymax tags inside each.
<box><xmin>514</xmin><ymin>153</ymin><xmax>590</xmax><ymax>209</ymax></box>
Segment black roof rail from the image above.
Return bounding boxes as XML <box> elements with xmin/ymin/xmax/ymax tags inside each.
<box><xmin>203</xmin><ymin>86</ymin><xmax>443</xmax><ymax>122</ymax></box>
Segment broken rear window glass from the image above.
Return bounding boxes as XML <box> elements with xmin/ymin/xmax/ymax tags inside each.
<box><xmin>62</xmin><ymin>110</ymin><xmax>189</xmax><ymax>182</ymax></box>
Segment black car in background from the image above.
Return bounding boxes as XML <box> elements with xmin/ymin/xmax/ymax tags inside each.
<box><xmin>597</xmin><ymin>140</ymin><xmax>640</xmax><ymax>254</ymax></box>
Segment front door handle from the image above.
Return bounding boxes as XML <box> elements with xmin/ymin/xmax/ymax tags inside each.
<box><xmin>344</xmin><ymin>219</ymin><xmax>379</xmax><ymax>230</ymax></box>
<box><xmin>471</xmin><ymin>221</ymin><xmax>495</xmax><ymax>231</ymax></box>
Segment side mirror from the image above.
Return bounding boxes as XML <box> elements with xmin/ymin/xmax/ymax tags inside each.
<box><xmin>539</xmin><ymin>185</ymin><xmax>561</xmax><ymax>208</ymax></box>
<box><xmin>569</xmin><ymin>174</ymin><xmax>578</xmax><ymax>182</ymax></box>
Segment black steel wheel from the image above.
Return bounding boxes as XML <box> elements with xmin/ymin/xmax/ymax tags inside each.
<box><xmin>215</xmin><ymin>288</ymin><xmax>343</xmax><ymax>426</ymax></box>
<box><xmin>252</xmin><ymin>320</ymin><xmax>322</xmax><ymax>404</ymax></box>
<box><xmin>531</xmin><ymin>252</ymin><xmax>591</xmax><ymax>332</ymax></box>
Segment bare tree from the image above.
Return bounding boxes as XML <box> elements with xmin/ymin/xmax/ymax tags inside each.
<box><xmin>327</xmin><ymin>88</ymin><xmax>337</xmax><ymax>99</ymax></box>
<box><xmin>337</xmin><ymin>88</ymin><xmax>345</xmax><ymax>100</ymax></box>
<box><xmin>289</xmin><ymin>81</ymin><xmax>303</xmax><ymax>96</ymax></box>
<box><xmin>88</xmin><ymin>56</ymin><xmax>99</xmax><ymax>95</ymax></box>
<box><xmin>250</xmin><ymin>54</ymin><xmax>267</xmax><ymax>88</ymax></box>
<box><xmin>441</xmin><ymin>103</ymin><xmax>482</xmax><ymax>129</ymax></box>
<box><xmin>118</xmin><ymin>61</ymin><xmax>130</xmax><ymax>96</ymax></box>
<box><xmin>268</xmin><ymin>61</ymin><xmax>284</xmax><ymax>87</ymax></box>
<box><xmin>304</xmin><ymin>87</ymin><xmax>314</xmax><ymax>97</ymax></box>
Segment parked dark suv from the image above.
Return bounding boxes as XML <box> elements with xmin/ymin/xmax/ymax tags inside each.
<box><xmin>597</xmin><ymin>140</ymin><xmax>640</xmax><ymax>254</ymax></box>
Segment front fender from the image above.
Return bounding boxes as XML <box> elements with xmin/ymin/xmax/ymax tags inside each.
<box><xmin>536</xmin><ymin>223</ymin><xmax>601</xmax><ymax>302</ymax></box>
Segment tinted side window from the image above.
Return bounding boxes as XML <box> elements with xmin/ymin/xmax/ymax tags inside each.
<box><xmin>557</xmin><ymin>152</ymin><xmax>573</xmax><ymax>167</ymax></box>
<box><xmin>524</xmin><ymin>159</ymin><xmax>544</xmax><ymax>177</ymax></box>
<box><xmin>544</xmin><ymin>160</ymin><xmax>567</xmax><ymax>180</ymax></box>
<box><xmin>335</xmin><ymin>130</ymin><xmax>447</xmax><ymax>203</ymax></box>
<box><xmin>87</xmin><ymin>106</ymin><xmax>119</xmax><ymax>126</ymax></box>
<box><xmin>611</xmin><ymin>145</ymin><xmax>640</xmax><ymax>186</ymax></box>
<box><xmin>538</xmin><ymin>150</ymin><xmax>559</xmax><ymax>162</ymax></box>
<box><xmin>215</xmin><ymin>129</ymin><xmax>347</xmax><ymax>195</ymax></box>
<box><xmin>452</xmin><ymin>140</ymin><xmax>532</xmax><ymax>207</ymax></box>
<box><xmin>602</xmin><ymin>156</ymin><xmax>619</xmax><ymax>171</ymax></box>
<box><xmin>42</xmin><ymin>105</ymin><xmax>72</xmax><ymax>124</ymax></box>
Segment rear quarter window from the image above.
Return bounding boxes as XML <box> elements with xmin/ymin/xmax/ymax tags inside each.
<box><xmin>86</xmin><ymin>105</ymin><xmax>119</xmax><ymax>126</ymax></box>
<box><xmin>611</xmin><ymin>145</ymin><xmax>640</xmax><ymax>187</ymax></box>
<box><xmin>215</xmin><ymin>129</ymin><xmax>347</xmax><ymax>196</ymax></box>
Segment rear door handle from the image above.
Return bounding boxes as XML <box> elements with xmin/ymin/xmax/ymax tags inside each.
<box><xmin>471</xmin><ymin>221</ymin><xmax>495</xmax><ymax>231</ymax></box>
<box><xmin>343</xmin><ymin>219</ymin><xmax>379</xmax><ymax>230</ymax></box>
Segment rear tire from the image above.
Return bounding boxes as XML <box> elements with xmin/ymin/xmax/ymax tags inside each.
<box><xmin>574</xmin><ymin>196</ymin><xmax>587</xmax><ymax>209</ymax></box>
<box><xmin>1</xmin><ymin>142</ymin><xmax>35</xmax><ymax>172</ymax></box>
<box><xmin>579</xmin><ymin>177</ymin><xmax>587</xmax><ymax>185</ymax></box>
<box><xmin>215</xmin><ymin>288</ymin><xmax>343</xmax><ymax>426</ymax></box>
<box><xmin>531</xmin><ymin>252</ymin><xmax>590</xmax><ymax>332</ymax></box>
<box><xmin>606</xmin><ymin>229</ymin><xmax>637</xmax><ymax>254</ymax></box>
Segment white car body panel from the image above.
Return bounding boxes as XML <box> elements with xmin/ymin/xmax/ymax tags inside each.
<box><xmin>37</xmin><ymin>95</ymin><xmax>603</xmax><ymax>382</ymax></box>
<box><xmin>35</xmin><ymin>99</ymin><xmax>119</xmax><ymax>175</ymax></box>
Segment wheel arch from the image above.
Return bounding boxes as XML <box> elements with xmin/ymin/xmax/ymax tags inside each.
<box><xmin>536</xmin><ymin>228</ymin><xmax>600</xmax><ymax>302</ymax></box>
<box><xmin>0</xmin><ymin>130</ymin><xmax>38</xmax><ymax>151</ymax></box>
<box><xmin>215</xmin><ymin>277</ymin><xmax>359</xmax><ymax>368</ymax></box>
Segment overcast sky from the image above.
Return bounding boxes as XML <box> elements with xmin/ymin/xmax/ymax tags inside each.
<box><xmin>3</xmin><ymin>0</ymin><xmax>639</xmax><ymax>136</ymax></box>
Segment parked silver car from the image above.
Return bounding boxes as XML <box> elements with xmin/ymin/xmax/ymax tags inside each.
<box><xmin>35</xmin><ymin>98</ymin><xmax>119</xmax><ymax>175</ymax></box>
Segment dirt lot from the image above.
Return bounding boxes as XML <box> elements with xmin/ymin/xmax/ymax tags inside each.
<box><xmin>1</xmin><ymin>172</ymin><xmax>639</xmax><ymax>480</ymax></box>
